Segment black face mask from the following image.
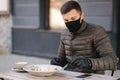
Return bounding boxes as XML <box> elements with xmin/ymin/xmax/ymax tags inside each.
<box><xmin>65</xmin><ymin>18</ymin><xmax>82</xmax><ymax>33</ymax></box>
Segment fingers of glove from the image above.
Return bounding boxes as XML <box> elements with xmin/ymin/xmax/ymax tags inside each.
<box><xmin>72</xmin><ymin>58</ymin><xmax>85</xmax><ymax>66</ymax></box>
<box><xmin>64</xmin><ymin>64</ymin><xmax>75</xmax><ymax>71</ymax></box>
<box><xmin>72</xmin><ymin>60</ymin><xmax>79</xmax><ymax>66</ymax></box>
<box><xmin>60</xmin><ymin>57</ymin><xmax>67</xmax><ymax>63</ymax></box>
<box><xmin>77</xmin><ymin>59</ymin><xmax>85</xmax><ymax>66</ymax></box>
<box><xmin>71</xmin><ymin>58</ymin><xmax>82</xmax><ymax>66</ymax></box>
<box><xmin>80</xmin><ymin>62</ymin><xmax>88</xmax><ymax>69</ymax></box>
<box><xmin>50</xmin><ymin>58</ymin><xmax>60</xmax><ymax>65</ymax></box>
<box><xmin>71</xmin><ymin>59</ymin><xmax>91</xmax><ymax>69</ymax></box>
<box><xmin>51</xmin><ymin>57</ymin><xmax>68</xmax><ymax>67</ymax></box>
<box><xmin>79</xmin><ymin>59</ymin><xmax>91</xmax><ymax>69</ymax></box>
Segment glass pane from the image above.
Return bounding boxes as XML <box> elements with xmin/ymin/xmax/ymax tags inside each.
<box><xmin>49</xmin><ymin>0</ymin><xmax>67</xmax><ymax>30</ymax></box>
<box><xmin>0</xmin><ymin>0</ymin><xmax>10</xmax><ymax>15</ymax></box>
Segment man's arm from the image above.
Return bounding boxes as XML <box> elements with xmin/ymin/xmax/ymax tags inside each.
<box><xmin>51</xmin><ymin>38</ymin><xmax>67</xmax><ymax>67</ymax></box>
<box><xmin>90</xmin><ymin>27</ymin><xmax>118</xmax><ymax>71</ymax></box>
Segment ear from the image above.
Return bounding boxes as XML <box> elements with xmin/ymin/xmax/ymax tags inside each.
<box><xmin>81</xmin><ymin>12</ymin><xmax>84</xmax><ymax>20</ymax></box>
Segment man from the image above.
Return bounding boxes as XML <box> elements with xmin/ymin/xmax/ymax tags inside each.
<box><xmin>51</xmin><ymin>1</ymin><xmax>118</xmax><ymax>74</ymax></box>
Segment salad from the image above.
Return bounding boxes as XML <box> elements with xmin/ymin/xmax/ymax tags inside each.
<box><xmin>30</xmin><ymin>65</ymin><xmax>57</xmax><ymax>72</ymax></box>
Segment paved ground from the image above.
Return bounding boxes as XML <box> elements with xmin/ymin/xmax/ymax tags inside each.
<box><xmin>0</xmin><ymin>54</ymin><xmax>120</xmax><ymax>79</ymax></box>
<box><xmin>0</xmin><ymin>54</ymin><xmax>50</xmax><ymax>72</ymax></box>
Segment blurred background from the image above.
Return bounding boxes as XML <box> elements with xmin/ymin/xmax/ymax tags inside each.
<box><xmin>0</xmin><ymin>0</ymin><xmax>120</xmax><ymax>64</ymax></box>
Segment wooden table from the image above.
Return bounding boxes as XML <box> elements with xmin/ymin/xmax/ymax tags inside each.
<box><xmin>0</xmin><ymin>70</ymin><xmax>117</xmax><ymax>80</ymax></box>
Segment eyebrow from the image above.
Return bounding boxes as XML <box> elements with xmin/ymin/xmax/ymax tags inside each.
<box><xmin>64</xmin><ymin>16</ymin><xmax>77</xmax><ymax>20</ymax></box>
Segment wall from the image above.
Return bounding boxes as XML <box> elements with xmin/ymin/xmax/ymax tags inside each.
<box><xmin>12</xmin><ymin>0</ymin><xmax>39</xmax><ymax>29</ymax></box>
<box><xmin>77</xmin><ymin>0</ymin><xmax>117</xmax><ymax>51</ymax></box>
<box><xmin>12</xmin><ymin>29</ymin><xmax>60</xmax><ymax>58</ymax></box>
<box><xmin>12</xmin><ymin>0</ymin><xmax>60</xmax><ymax>58</ymax></box>
<box><xmin>0</xmin><ymin>15</ymin><xmax>12</xmax><ymax>54</ymax></box>
<box><xmin>78</xmin><ymin>0</ymin><xmax>112</xmax><ymax>32</ymax></box>
<box><xmin>12</xmin><ymin>0</ymin><xmax>48</xmax><ymax>29</ymax></box>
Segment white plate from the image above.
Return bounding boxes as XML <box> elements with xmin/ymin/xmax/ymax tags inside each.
<box><xmin>23</xmin><ymin>64</ymin><xmax>63</xmax><ymax>76</ymax></box>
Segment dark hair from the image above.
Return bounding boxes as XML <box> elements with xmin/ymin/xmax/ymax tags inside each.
<box><xmin>60</xmin><ymin>1</ymin><xmax>82</xmax><ymax>14</ymax></box>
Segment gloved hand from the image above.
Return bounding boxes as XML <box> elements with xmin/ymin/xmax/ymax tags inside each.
<box><xmin>50</xmin><ymin>57</ymin><xmax>68</xmax><ymax>67</ymax></box>
<box><xmin>66</xmin><ymin>57</ymin><xmax>94</xmax><ymax>73</ymax></box>
<box><xmin>71</xmin><ymin>57</ymin><xmax>92</xmax><ymax>70</ymax></box>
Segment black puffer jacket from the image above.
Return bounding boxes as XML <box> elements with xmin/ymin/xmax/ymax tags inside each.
<box><xmin>58</xmin><ymin>20</ymin><xmax>118</xmax><ymax>73</ymax></box>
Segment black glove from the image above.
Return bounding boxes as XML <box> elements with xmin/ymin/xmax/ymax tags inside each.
<box><xmin>50</xmin><ymin>57</ymin><xmax>68</xmax><ymax>67</ymax></box>
<box><xmin>71</xmin><ymin>57</ymin><xmax>92</xmax><ymax>70</ymax></box>
<box><xmin>65</xmin><ymin>57</ymin><xmax>94</xmax><ymax>73</ymax></box>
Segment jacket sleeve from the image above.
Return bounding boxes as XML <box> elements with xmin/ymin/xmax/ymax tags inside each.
<box><xmin>57</xmin><ymin>37</ymin><xmax>66</xmax><ymax>59</ymax></box>
<box><xmin>90</xmin><ymin>27</ymin><xmax>118</xmax><ymax>71</ymax></box>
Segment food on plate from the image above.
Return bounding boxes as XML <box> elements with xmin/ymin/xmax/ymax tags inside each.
<box><xmin>23</xmin><ymin>64</ymin><xmax>62</xmax><ymax>76</ymax></box>
<box><xmin>30</xmin><ymin>65</ymin><xmax>57</xmax><ymax>72</ymax></box>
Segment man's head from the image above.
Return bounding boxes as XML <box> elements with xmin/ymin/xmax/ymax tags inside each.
<box><xmin>60</xmin><ymin>1</ymin><xmax>82</xmax><ymax>14</ymax></box>
<box><xmin>60</xmin><ymin>1</ymin><xmax>84</xmax><ymax>33</ymax></box>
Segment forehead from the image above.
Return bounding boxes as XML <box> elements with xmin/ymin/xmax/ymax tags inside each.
<box><xmin>62</xmin><ymin>9</ymin><xmax>80</xmax><ymax>19</ymax></box>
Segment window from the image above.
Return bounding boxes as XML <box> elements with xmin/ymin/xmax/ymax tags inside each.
<box><xmin>12</xmin><ymin>0</ymin><xmax>39</xmax><ymax>29</ymax></box>
<box><xmin>49</xmin><ymin>0</ymin><xmax>67</xmax><ymax>30</ymax></box>
<box><xmin>0</xmin><ymin>0</ymin><xmax>10</xmax><ymax>16</ymax></box>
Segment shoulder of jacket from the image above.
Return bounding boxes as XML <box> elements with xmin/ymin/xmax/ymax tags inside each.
<box><xmin>60</xmin><ymin>29</ymin><xmax>70</xmax><ymax>35</ymax></box>
<box><xmin>60</xmin><ymin>29</ymin><xmax>70</xmax><ymax>40</ymax></box>
<box><xmin>87</xmin><ymin>23</ymin><xmax>106</xmax><ymax>33</ymax></box>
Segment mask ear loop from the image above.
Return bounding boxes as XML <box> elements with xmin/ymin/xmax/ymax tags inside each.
<box><xmin>79</xmin><ymin>17</ymin><xmax>83</xmax><ymax>24</ymax></box>
<box><xmin>79</xmin><ymin>12</ymin><xmax>82</xmax><ymax>23</ymax></box>
<box><xmin>78</xmin><ymin>12</ymin><xmax>83</xmax><ymax>27</ymax></box>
